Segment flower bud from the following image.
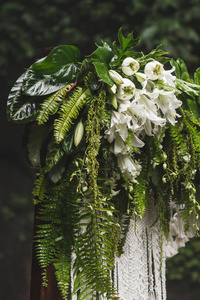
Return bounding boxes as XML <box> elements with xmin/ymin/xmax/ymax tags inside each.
<box><xmin>110</xmin><ymin>94</ymin><xmax>118</xmax><ymax>109</ymax></box>
<box><xmin>135</xmin><ymin>72</ymin><xmax>146</xmax><ymax>83</ymax></box>
<box><xmin>108</xmin><ymin>84</ymin><xmax>117</xmax><ymax>94</ymax></box>
<box><xmin>109</xmin><ymin>70</ymin><xmax>123</xmax><ymax>85</ymax></box>
<box><xmin>122</xmin><ymin>57</ymin><xmax>140</xmax><ymax>76</ymax></box>
<box><xmin>74</xmin><ymin>121</ymin><xmax>84</xmax><ymax>147</ymax></box>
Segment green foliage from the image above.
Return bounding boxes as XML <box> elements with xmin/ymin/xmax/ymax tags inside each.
<box><xmin>6</xmin><ymin>25</ymin><xmax>200</xmax><ymax>299</ymax></box>
<box><xmin>54</xmin><ymin>86</ymin><xmax>90</xmax><ymax>143</ymax></box>
<box><xmin>37</xmin><ymin>84</ymin><xmax>72</xmax><ymax>125</ymax></box>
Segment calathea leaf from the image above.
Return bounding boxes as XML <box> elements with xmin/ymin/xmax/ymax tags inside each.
<box><xmin>22</xmin><ymin>69</ymin><xmax>66</xmax><ymax>96</ymax></box>
<box><xmin>22</xmin><ymin>123</ymin><xmax>48</xmax><ymax>168</ymax></box>
<box><xmin>7</xmin><ymin>72</ymin><xmax>40</xmax><ymax>123</ymax></box>
<box><xmin>30</xmin><ymin>45</ymin><xmax>81</xmax><ymax>84</ymax></box>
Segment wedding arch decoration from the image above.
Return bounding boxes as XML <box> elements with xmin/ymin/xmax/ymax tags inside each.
<box><xmin>7</xmin><ymin>28</ymin><xmax>200</xmax><ymax>300</ymax></box>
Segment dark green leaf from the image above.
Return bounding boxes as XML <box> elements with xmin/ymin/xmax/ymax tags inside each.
<box><xmin>7</xmin><ymin>72</ymin><xmax>40</xmax><ymax>123</ymax></box>
<box><xmin>22</xmin><ymin>70</ymin><xmax>66</xmax><ymax>96</ymax></box>
<box><xmin>194</xmin><ymin>68</ymin><xmax>200</xmax><ymax>85</ymax></box>
<box><xmin>30</xmin><ymin>45</ymin><xmax>80</xmax><ymax>83</ymax></box>
<box><xmin>91</xmin><ymin>59</ymin><xmax>113</xmax><ymax>86</ymax></box>
<box><xmin>186</xmin><ymin>99</ymin><xmax>200</xmax><ymax>120</ymax></box>
<box><xmin>87</xmin><ymin>42</ymin><xmax>114</xmax><ymax>65</ymax></box>
<box><xmin>118</xmin><ymin>27</ymin><xmax>141</xmax><ymax>52</ymax></box>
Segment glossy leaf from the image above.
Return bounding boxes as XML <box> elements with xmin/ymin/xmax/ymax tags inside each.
<box><xmin>22</xmin><ymin>69</ymin><xmax>66</xmax><ymax>96</ymax></box>
<box><xmin>30</xmin><ymin>45</ymin><xmax>80</xmax><ymax>83</ymax></box>
<box><xmin>87</xmin><ymin>42</ymin><xmax>114</xmax><ymax>66</ymax></box>
<box><xmin>91</xmin><ymin>59</ymin><xmax>113</xmax><ymax>86</ymax></box>
<box><xmin>7</xmin><ymin>72</ymin><xmax>40</xmax><ymax>123</ymax></box>
<box><xmin>22</xmin><ymin>123</ymin><xmax>48</xmax><ymax>168</ymax></box>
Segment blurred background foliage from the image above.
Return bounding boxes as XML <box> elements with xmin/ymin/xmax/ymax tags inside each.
<box><xmin>0</xmin><ymin>0</ymin><xmax>200</xmax><ymax>299</ymax></box>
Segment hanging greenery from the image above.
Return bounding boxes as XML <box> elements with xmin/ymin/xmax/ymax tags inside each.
<box><xmin>7</xmin><ymin>28</ymin><xmax>200</xmax><ymax>299</ymax></box>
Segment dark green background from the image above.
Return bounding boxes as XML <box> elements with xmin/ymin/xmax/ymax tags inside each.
<box><xmin>1</xmin><ymin>0</ymin><xmax>200</xmax><ymax>299</ymax></box>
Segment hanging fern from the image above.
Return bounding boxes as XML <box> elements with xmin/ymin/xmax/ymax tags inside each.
<box><xmin>54</xmin><ymin>86</ymin><xmax>91</xmax><ymax>144</ymax></box>
<box><xmin>32</xmin><ymin>170</ymin><xmax>48</xmax><ymax>204</ymax></box>
<box><xmin>35</xmin><ymin>164</ymin><xmax>80</xmax><ymax>297</ymax></box>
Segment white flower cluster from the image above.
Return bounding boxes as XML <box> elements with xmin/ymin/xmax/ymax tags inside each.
<box><xmin>105</xmin><ymin>58</ymin><xmax>182</xmax><ymax>182</ymax></box>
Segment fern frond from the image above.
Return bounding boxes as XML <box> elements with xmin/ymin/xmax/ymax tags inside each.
<box><xmin>32</xmin><ymin>171</ymin><xmax>48</xmax><ymax>204</ymax></box>
<box><xmin>54</xmin><ymin>252</ymin><xmax>71</xmax><ymax>300</ymax></box>
<box><xmin>37</xmin><ymin>84</ymin><xmax>72</xmax><ymax>125</ymax></box>
<box><xmin>54</xmin><ymin>86</ymin><xmax>90</xmax><ymax>143</ymax></box>
<box><xmin>73</xmin><ymin>204</ymin><xmax>119</xmax><ymax>299</ymax></box>
<box><xmin>35</xmin><ymin>163</ymin><xmax>80</xmax><ymax>297</ymax></box>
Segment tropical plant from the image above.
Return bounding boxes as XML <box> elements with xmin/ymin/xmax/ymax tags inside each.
<box><xmin>7</xmin><ymin>28</ymin><xmax>200</xmax><ymax>299</ymax></box>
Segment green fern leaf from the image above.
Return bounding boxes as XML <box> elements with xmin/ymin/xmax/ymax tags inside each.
<box><xmin>54</xmin><ymin>86</ymin><xmax>90</xmax><ymax>143</ymax></box>
<box><xmin>32</xmin><ymin>171</ymin><xmax>48</xmax><ymax>204</ymax></box>
<box><xmin>37</xmin><ymin>84</ymin><xmax>72</xmax><ymax>125</ymax></box>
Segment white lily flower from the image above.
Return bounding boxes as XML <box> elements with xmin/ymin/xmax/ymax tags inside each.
<box><xmin>106</xmin><ymin>111</ymin><xmax>132</xmax><ymax>142</ymax></box>
<box><xmin>152</xmin><ymin>88</ymin><xmax>182</xmax><ymax>124</ymax></box>
<box><xmin>144</xmin><ymin>60</ymin><xmax>164</xmax><ymax>80</ymax></box>
<box><xmin>136</xmin><ymin>93</ymin><xmax>166</xmax><ymax>128</ymax></box>
<box><xmin>162</xmin><ymin>66</ymin><xmax>176</xmax><ymax>87</ymax></box>
<box><xmin>117</xmin><ymin>154</ymin><xmax>142</xmax><ymax>182</ymax></box>
<box><xmin>108</xmin><ymin>70</ymin><xmax>123</xmax><ymax>84</ymax></box>
<box><xmin>122</xmin><ymin>57</ymin><xmax>140</xmax><ymax>76</ymax></box>
<box><xmin>116</xmin><ymin>78</ymin><xmax>136</xmax><ymax>101</ymax></box>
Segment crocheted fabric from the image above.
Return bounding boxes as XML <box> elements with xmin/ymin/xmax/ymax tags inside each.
<box><xmin>71</xmin><ymin>202</ymin><xmax>196</xmax><ymax>300</ymax></box>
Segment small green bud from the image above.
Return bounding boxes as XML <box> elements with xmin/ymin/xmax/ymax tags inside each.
<box><xmin>74</xmin><ymin>121</ymin><xmax>84</xmax><ymax>147</ymax></box>
<box><xmin>163</xmin><ymin>163</ymin><xmax>167</xmax><ymax>170</ymax></box>
<box><xmin>82</xmin><ymin>186</ymin><xmax>88</xmax><ymax>192</ymax></box>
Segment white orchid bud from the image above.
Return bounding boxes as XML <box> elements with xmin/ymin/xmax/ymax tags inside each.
<box><xmin>116</xmin><ymin>78</ymin><xmax>135</xmax><ymax>101</ymax></box>
<box><xmin>135</xmin><ymin>72</ymin><xmax>146</xmax><ymax>83</ymax></box>
<box><xmin>122</xmin><ymin>57</ymin><xmax>140</xmax><ymax>76</ymax></box>
<box><xmin>74</xmin><ymin>121</ymin><xmax>84</xmax><ymax>147</ymax></box>
<box><xmin>108</xmin><ymin>84</ymin><xmax>117</xmax><ymax>94</ymax></box>
<box><xmin>144</xmin><ymin>60</ymin><xmax>164</xmax><ymax>80</ymax></box>
<box><xmin>110</xmin><ymin>94</ymin><xmax>118</xmax><ymax>109</ymax></box>
<box><xmin>108</xmin><ymin>70</ymin><xmax>123</xmax><ymax>84</ymax></box>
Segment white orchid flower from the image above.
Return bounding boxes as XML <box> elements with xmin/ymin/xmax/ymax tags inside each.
<box><xmin>116</xmin><ymin>78</ymin><xmax>136</xmax><ymax>101</ymax></box>
<box><xmin>117</xmin><ymin>154</ymin><xmax>142</xmax><ymax>182</ymax></box>
<box><xmin>122</xmin><ymin>57</ymin><xmax>140</xmax><ymax>76</ymax></box>
<box><xmin>108</xmin><ymin>70</ymin><xmax>123</xmax><ymax>84</ymax></box>
<box><xmin>144</xmin><ymin>60</ymin><xmax>164</xmax><ymax>80</ymax></box>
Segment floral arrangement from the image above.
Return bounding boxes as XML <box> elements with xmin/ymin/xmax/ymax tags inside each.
<box><xmin>7</xmin><ymin>28</ymin><xmax>200</xmax><ymax>299</ymax></box>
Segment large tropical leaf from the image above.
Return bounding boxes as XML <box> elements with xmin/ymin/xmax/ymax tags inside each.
<box><xmin>7</xmin><ymin>72</ymin><xmax>40</xmax><ymax>123</ymax></box>
<box><xmin>30</xmin><ymin>45</ymin><xmax>80</xmax><ymax>83</ymax></box>
<box><xmin>22</xmin><ymin>69</ymin><xmax>66</xmax><ymax>96</ymax></box>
